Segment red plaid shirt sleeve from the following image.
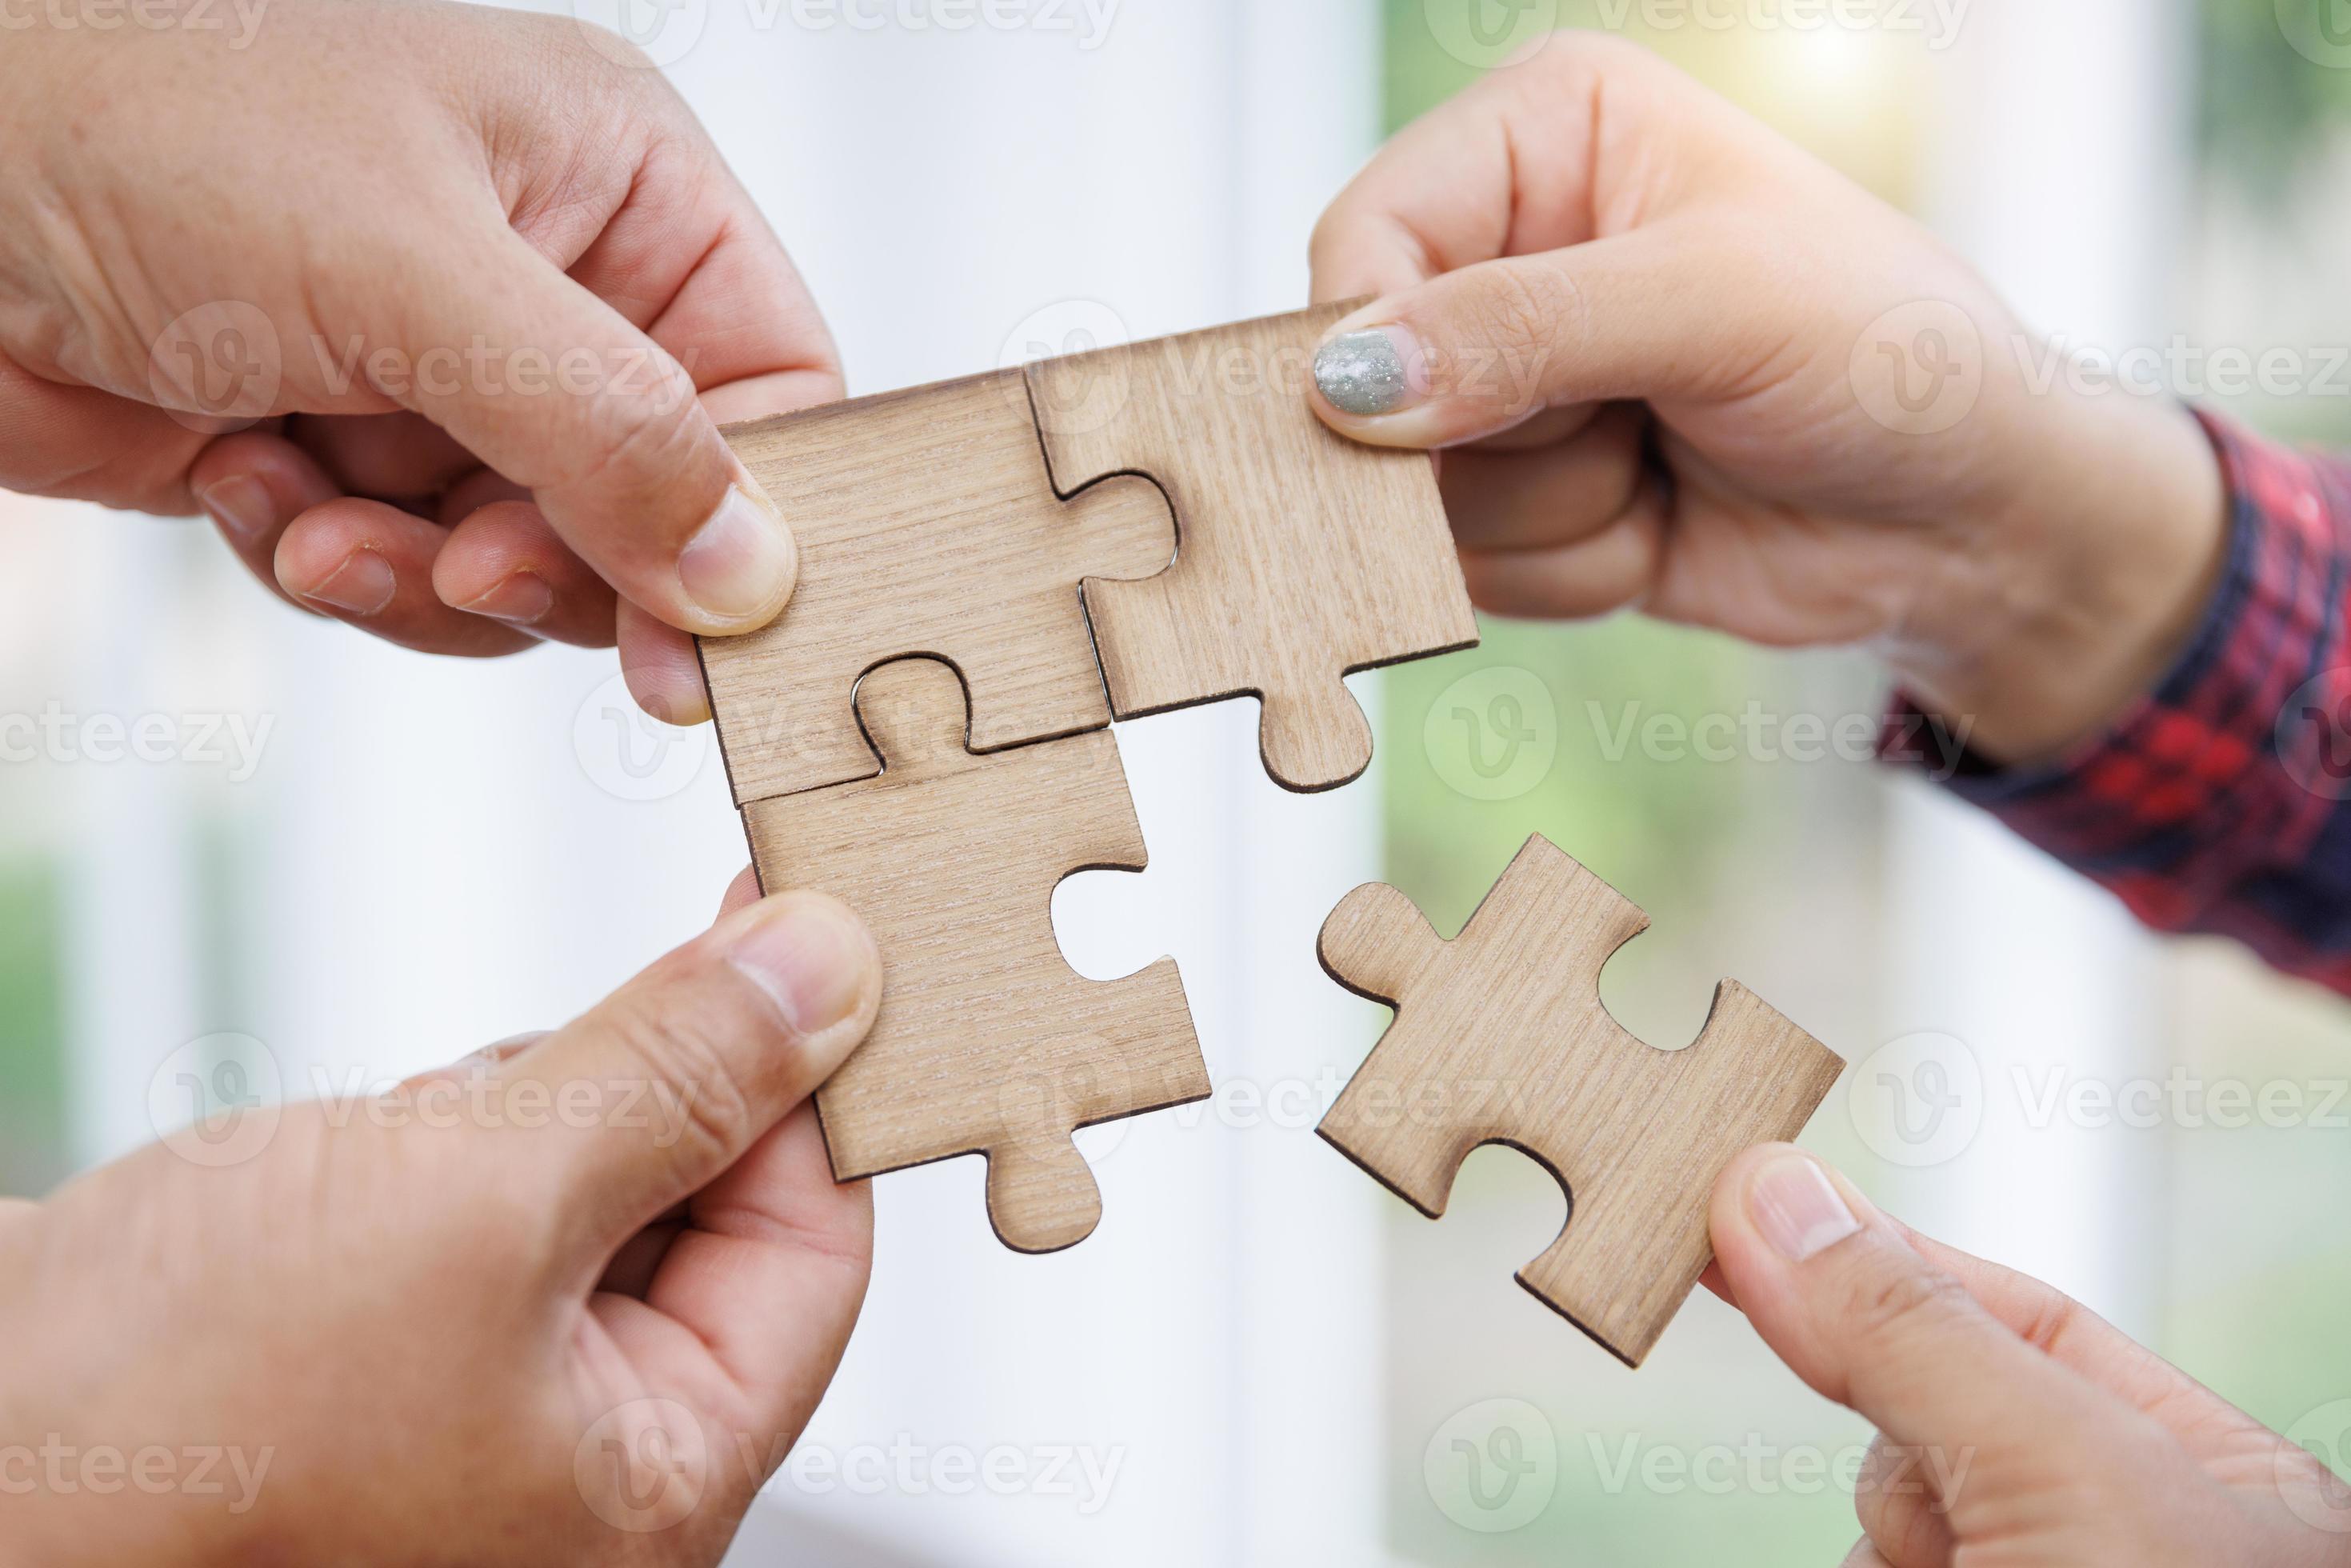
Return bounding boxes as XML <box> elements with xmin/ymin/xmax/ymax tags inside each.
<box><xmin>1883</xmin><ymin>411</ymin><xmax>2351</xmax><ymax>994</ymax></box>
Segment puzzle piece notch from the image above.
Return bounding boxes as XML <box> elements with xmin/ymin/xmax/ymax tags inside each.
<box><xmin>743</xmin><ymin>654</ymin><xmax>1209</xmax><ymax>1254</ymax></box>
<box><xmin>1026</xmin><ymin>301</ymin><xmax>1479</xmax><ymax>794</ymax></box>
<box><xmin>700</xmin><ymin>370</ymin><xmax>1175</xmax><ymax>806</ymax></box>
<box><xmin>1316</xmin><ymin>834</ymin><xmax>1844</xmax><ymax>1366</ymax></box>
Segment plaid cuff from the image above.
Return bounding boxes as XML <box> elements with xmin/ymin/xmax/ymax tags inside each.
<box><xmin>1884</xmin><ymin>410</ymin><xmax>2351</xmax><ymax>986</ymax></box>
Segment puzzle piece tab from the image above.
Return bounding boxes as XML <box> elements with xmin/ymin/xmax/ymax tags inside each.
<box><xmin>743</xmin><ymin>656</ymin><xmax>1208</xmax><ymax>1253</ymax></box>
<box><xmin>1316</xmin><ymin>835</ymin><xmax>1844</xmax><ymax>1365</ymax></box>
<box><xmin>1026</xmin><ymin>302</ymin><xmax>1478</xmax><ymax>793</ymax></box>
<box><xmin>702</xmin><ymin>371</ymin><xmax>1174</xmax><ymax>805</ymax></box>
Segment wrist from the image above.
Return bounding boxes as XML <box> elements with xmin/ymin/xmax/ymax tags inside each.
<box><xmin>1897</xmin><ymin>391</ymin><xmax>2228</xmax><ymax>763</ymax></box>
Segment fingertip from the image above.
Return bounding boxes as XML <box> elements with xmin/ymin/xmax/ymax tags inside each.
<box><xmin>718</xmin><ymin>889</ymin><xmax>882</xmax><ymax>1070</ymax></box>
<box><xmin>717</xmin><ymin>866</ymin><xmax>763</xmax><ymax>919</ymax></box>
<box><xmin>616</xmin><ymin>598</ymin><xmax>714</xmax><ymax>726</ymax></box>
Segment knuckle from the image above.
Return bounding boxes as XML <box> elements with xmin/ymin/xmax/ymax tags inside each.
<box><xmin>1849</xmin><ymin>1262</ymin><xmax>1975</xmax><ymax>1350</ymax></box>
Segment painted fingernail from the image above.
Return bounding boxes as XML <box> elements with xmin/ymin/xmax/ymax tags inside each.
<box><xmin>1747</xmin><ymin>1153</ymin><xmax>1861</xmax><ymax>1262</ymax></box>
<box><xmin>462</xmin><ymin>570</ymin><xmax>555</xmax><ymax>626</ymax></box>
<box><xmin>1315</xmin><ymin>326</ymin><xmax>1421</xmax><ymax>417</ymax></box>
<box><xmin>678</xmin><ymin>485</ymin><xmax>796</xmax><ymax>626</ymax></box>
<box><xmin>727</xmin><ymin>894</ymin><xmax>878</xmax><ymax>1040</ymax></box>
<box><xmin>199</xmin><ymin>475</ymin><xmax>275</xmax><ymax>542</ymax></box>
<box><xmin>302</xmin><ymin>549</ymin><xmax>397</xmax><ymax>616</ymax></box>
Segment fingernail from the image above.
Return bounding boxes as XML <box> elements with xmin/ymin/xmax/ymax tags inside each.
<box><xmin>302</xmin><ymin>549</ymin><xmax>397</xmax><ymax>616</ymax></box>
<box><xmin>678</xmin><ymin>485</ymin><xmax>795</xmax><ymax>625</ymax></box>
<box><xmin>727</xmin><ymin>895</ymin><xmax>878</xmax><ymax>1040</ymax></box>
<box><xmin>462</xmin><ymin>570</ymin><xmax>555</xmax><ymax>626</ymax></box>
<box><xmin>1315</xmin><ymin>326</ymin><xmax>1421</xmax><ymax>417</ymax></box>
<box><xmin>1747</xmin><ymin>1154</ymin><xmax>1861</xmax><ymax>1262</ymax></box>
<box><xmin>199</xmin><ymin>475</ymin><xmax>276</xmax><ymax>542</ymax></box>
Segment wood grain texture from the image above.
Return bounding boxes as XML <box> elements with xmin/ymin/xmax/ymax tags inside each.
<box><xmin>1316</xmin><ymin>834</ymin><xmax>1845</xmax><ymax>1366</ymax></box>
<box><xmin>702</xmin><ymin>370</ymin><xmax>1175</xmax><ymax>806</ymax></box>
<box><xmin>1026</xmin><ymin>302</ymin><xmax>1478</xmax><ymax>794</ymax></box>
<box><xmin>743</xmin><ymin>656</ymin><xmax>1208</xmax><ymax>1254</ymax></box>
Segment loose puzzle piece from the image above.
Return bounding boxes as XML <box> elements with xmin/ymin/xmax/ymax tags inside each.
<box><xmin>700</xmin><ymin>370</ymin><xmax>1175</xmax><ymax>805</ymax></box>
<box><xmin>742</xmin><ymin>655</ymin><xmax>1209</xmax><ymax>1253</ymax></box>
<box><xmin>1026</xmin><ymin>302</ymin><xmax>1479</xmax><ymax>794</ymax></box>
<box><xmin>1316</xmin><ymin>834</ymin><xmax>1845</xmax><ymax>1365</ymax></box>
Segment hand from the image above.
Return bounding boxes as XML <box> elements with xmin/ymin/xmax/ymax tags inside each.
<box><xmin>1708</xmin><ymin>1146</ymin><xmax>2351</xmax><ymax>1566</ymax></box>
<box><xmin>0</xmin><ymin>0</ymin><xmax>839</xmax><ymax>723</ymax></box>
<box><xmin>0</xmin><ymin>874</ymin><xmax>882</xmax><ymax>1566</ymax></box>
<box><xmin>1306</xmin><ymin>34</ymin><xmax>2227</xmax><ymax>762</ymax></box>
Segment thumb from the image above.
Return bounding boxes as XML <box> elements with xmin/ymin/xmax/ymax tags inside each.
<box><xmin>1708</xmin><ymin>1146</ymin><xmax>2133</xmax><ymax>1529</ymax></box>
<box><xmin>501</xmin><ymin>890</ymin><xmax>881</xmax><ymax>1265</ymax></box>
<box><xmin>384</xmin><ymin>230</ymin><xmax>797</xmax><ymax>636</ymax></box>
<box><xmin>1306</xmin><ymin>226</ymin><xmax>1786</xmax><ymax>447</ymax></box>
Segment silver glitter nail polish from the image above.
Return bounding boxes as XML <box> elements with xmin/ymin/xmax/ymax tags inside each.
<box><xmin>1314</xmin><ymin>329</ymin><xmax>1410</xmax><ymax>416</ymax></box>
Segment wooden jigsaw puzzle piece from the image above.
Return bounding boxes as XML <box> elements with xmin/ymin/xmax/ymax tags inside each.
<box><xmin>742</xmin><ymin>656</ymin><xmax>1208</xmax><ymax>1253</ymax></box>
<box><xmin>701</xmin><ymin>371</ymin><xmax>1174</xmax><ymax>806</ymax></box>
<box><xmin>1317</xmin><ymin>835</ymin><xmax>1844</xmax><ymax>1365</ymax></box>
<box><xmin>1024</xmin><ymin>302</ymin><xmax>1478</xmax><ymax>794</ymax></box>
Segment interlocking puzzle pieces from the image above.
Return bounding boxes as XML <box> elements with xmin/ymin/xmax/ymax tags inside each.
<box><xmin>1315</xmin><ymin>835</ymin><xmax>1845</xmax><ymax>1365</ymax></box>
<box><xmin>1026</xmin><ymin>301</ymin><xmax>1478</xmax><ymax>794</ymax></box>
<box><xmin>742</xmin><ymin>656</ymin><xmax>1209</xmax><ymax>1254</ymax></box>
<box><xmin>700</xmin><ymin>371</ymin><xmax>1175</xmax><ymax>805</ymax></box>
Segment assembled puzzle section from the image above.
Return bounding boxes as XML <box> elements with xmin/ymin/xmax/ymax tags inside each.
<box><xmin>1026</xmin><ymin>301</ymin><xmax>1478</xmax><ymax>793</ymax></box>
<box><xmin>742</xmin><ymin>656</ymin><xmax>1209</xmax><ymax>1254</ymax></box>
<box><xmin>1316</xmin><ymin>834</ymin><xmax>1844</xmax><ymax>1365</ymax></box>
<box><xmin>700</xmin><ymin>370</ymin><xmax>1175</xmax><ymax>805</ymax></box>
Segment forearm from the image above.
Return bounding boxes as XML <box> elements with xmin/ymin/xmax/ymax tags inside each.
<box><xmin>1892</xmin><ymin>411</ymin><xmax>2351</xmax><ymax>992</ymax></box>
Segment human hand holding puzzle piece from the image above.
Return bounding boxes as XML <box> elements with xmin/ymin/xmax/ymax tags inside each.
<box><xmin>698</xmin><ymin>305</ymin><xmax>1842</xmax><ymax>1362</ymax></box>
